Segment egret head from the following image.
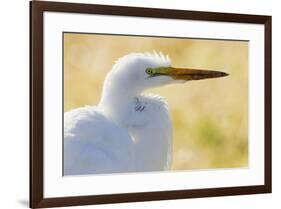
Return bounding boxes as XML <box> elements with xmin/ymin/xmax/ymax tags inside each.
<box><xmin>104</xmin><ymin>52</ymin><xmax>228</xmax><ymax>95</ymax></box>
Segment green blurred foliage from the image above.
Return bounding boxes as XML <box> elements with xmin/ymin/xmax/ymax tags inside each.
<box><xmin>64</xmin><ymin>33</ymin><xmax>248</xmax><ymax>170</ymax></box>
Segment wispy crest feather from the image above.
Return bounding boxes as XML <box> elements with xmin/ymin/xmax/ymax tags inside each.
<box><xmin>116</xmin><ymin>51</ymin><xmax>171</xmax><ymax>66</ymax></box>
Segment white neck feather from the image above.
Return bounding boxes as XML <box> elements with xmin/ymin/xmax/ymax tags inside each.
<box><xmin>98</xmin><ymin>78</ymin><xmax>138</xmax><ymax>127</ymax></box>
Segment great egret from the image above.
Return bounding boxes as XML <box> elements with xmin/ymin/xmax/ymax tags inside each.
<box><xmin>64</xmin><ymin>52</ymin><xmax>228</xmax><ymax>175</ymax></box>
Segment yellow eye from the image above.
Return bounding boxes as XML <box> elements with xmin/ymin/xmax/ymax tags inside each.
<box><xmin>146</xmin><ymin>68</ymin><xmax>153</xmax><ymax>75</ymax></box>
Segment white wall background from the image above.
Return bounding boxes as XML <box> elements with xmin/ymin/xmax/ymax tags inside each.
<box><xmin>0</xmin><ymin>0</ymin><xmax>279</xmax><ymax>208</ymax></box>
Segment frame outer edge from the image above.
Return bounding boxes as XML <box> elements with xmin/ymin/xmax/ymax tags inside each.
<box><xmin>29</xmin><ymin>1</ymin><xmax>272</xmax><ymax>208</ymax></box>
<box><xmin>264</xmin><ymin>16</ymin><xmax>272</xmax><ymax>193</ymax></box>
<box><xmin>32</xmin><ymin>0</ymin><xmax>269</xmax><ymax>23</ymax></box>
<box><xmin>30</xmin><ymin>1</ymin><xmax>44</xmax><ymax>208</ymax></box>
<box><xmin>29</xmin><ymin>2</ymin><xmax>32</xmax><ymax>207</ymax></box>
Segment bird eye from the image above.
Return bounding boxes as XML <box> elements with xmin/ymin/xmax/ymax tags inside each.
<box><xmin>146</xmin><ymin>68</ymin><xmax>153</xmax><ymax>75</ymax></box>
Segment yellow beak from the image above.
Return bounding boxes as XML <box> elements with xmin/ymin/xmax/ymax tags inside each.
<box><xmin>146</xmin><ymin>67</ymin><xmax>229</xmax><ymax>81</ymax></box>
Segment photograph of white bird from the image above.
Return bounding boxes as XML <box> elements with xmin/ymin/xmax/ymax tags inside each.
<box><xmin>64</xmin><ymin>52</ymin><xmax>228</xmax><ymax>175</ymax></box>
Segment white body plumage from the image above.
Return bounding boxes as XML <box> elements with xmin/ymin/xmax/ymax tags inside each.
<box><xmin>64</xmin><ymin>52</ymin><xmax>173</xmax><ymax>175</ymax></box>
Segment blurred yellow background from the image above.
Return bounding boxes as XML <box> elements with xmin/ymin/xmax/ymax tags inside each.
<box><xmin>64</xmin><ymin>33</ymin><xmax>248</xmax><ymax>170</ymax></box>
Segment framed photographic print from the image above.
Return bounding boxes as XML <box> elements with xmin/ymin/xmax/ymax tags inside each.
<box><xmin>30</xmin><ymin>0</ymin><xmax>272</xmax><ymax>208</ymax></box>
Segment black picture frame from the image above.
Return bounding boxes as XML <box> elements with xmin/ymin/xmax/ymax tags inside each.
<box><xmin>30</xmin><ymin>1</ymin><xmax>272</xmax><ymax>208</ymax></box>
